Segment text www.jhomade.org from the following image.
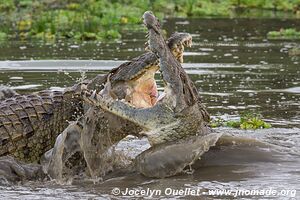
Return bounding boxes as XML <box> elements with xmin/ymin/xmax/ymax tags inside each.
<box><xmin>206</xmin><ymin>188</ymin><xmax>297</xmax><ymax>198</ymax></box>
<box><xmin>111</xmin><ymin>187</ymin><xmax>297</xmax><ymax>198</ymax></box>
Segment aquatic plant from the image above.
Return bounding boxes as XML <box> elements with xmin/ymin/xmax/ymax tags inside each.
<box><xmin>238</xmin><ymin>112</ymin><xmax>272</xmax><ymax>129</ymax></box>
<box><xmin>210</xmin><ymin>112</ymin><xmax>272</xmax><ymax>130</ymax></box>
<box><xmin>267</xmin><ymin>28</ymin><xmax>300</xmax><ymax>40</ymax></box>
<box><xmin>209</xmin><ymin>117</ymin><xmax>226</xmax><ymax>128</ymax></box>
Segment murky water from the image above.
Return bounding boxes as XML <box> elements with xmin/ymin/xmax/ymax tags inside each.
<box><xmin>0</xmin><ymin>18</ymin><xmax>299</xmax><ymax>199</ymax></box>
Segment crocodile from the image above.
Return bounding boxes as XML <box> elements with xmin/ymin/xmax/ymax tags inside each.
<box><xmin>0</xmin><ymin>32</ymin><xmax>194</xmax><ymax>181</ymax></box>
<box><xmin>79</xmin><ymin>11</ymin><xmax>212</xmax><ymax>178</ymax></box>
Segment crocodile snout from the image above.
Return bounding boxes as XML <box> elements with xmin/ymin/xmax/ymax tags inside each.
<box><xmin>143</xmin><ymin>11</ymin><xmax>160</xmax><ymax>33</ymax></box>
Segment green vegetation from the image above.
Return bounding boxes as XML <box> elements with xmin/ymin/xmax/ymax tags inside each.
<box><xmin>0</xmin><ymin>0</ymin><xmax>299</xmax><ymax>42</ymax></box>
<box><xmin>267</xmin><ymin>28</ymin><xmax>300</xmax><ymax>40</ymax></box>
<box><xmin>210</xmin><ymin>112</ymin><xmax>272</xmax><ymax>130</ymax></box>
<box><xmin>0</xmin><ymin>32</ymin><xmax>8</xmax><ymax>41</ymax></box>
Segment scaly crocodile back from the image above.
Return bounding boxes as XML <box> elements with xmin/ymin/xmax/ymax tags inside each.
<box><xmin>0</xmin><ymin>89</ymin><xmax>81</xmax><ymax>163</ymax></box>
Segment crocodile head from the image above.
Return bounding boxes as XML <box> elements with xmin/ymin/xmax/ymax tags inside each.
<box><xmin>105</xmin><ymin>32</ymin><xmax>193</xmax><ymax>108</ymax></box>
<box><xmin>167</xmin><ymin>32</ymin><xmax>192</xmax><ymax>63</ymax></box>
<box><xmin>142</xmin><ymin>11</ymin><xmax>201</xmax><ymax>112</ymax></box>
<box><xmin>85</xmin><ymin>11</ymin><xmax>210</xmax><ymax>145</ymax></box>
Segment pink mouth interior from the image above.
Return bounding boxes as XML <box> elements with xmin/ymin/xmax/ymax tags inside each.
<box><xmin>127</xmin><ymin>66</ymin><xmax>161</xmax><ymax>108</ymax></box>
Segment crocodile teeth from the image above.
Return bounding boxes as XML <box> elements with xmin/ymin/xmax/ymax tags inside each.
<box><xmin>188</xmin><ymin>40</ymin><xmax>192</xmax><ymax>47</ymax></box>
<box><xmin>145</xmin><ymin>32</ymin><xmax>149</xmax><ymax>38</ymax></box>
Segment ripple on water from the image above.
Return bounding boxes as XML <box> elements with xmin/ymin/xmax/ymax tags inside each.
<box><xmin>9</xmin><ymin>76</ymin><xmax>23</xmax><ymax>80</ymax></box>
<box><xmin>283</xmin><ymin>86</ymin><xmax>300</xmax><ymax>93</ymax></box>
<box><xmin>10</xmin><ymin>84</ymin><xmax>42</xmax><ymax>90</ymax></box>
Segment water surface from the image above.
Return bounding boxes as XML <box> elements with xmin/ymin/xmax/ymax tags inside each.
<box><xmin>0</xmin><ymin>18</ymin><xmax>299</xmax><ymax>199</ymax></box>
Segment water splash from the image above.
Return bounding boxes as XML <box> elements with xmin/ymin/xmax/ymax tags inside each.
<box><xmin>43</xmin><ymin>107</ymin><xmax>131</xmax><ymax>183</ymax></box>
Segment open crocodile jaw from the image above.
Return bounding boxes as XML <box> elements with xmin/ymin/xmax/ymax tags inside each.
<box><xmin>126</xmin><ymin>65</ymin><xmax>159</xmax><ymax>108</ymax></box>
<box><xmin>100</xmin><ymin>33</ymin><xmax>194</xmax><ymax>109</ymax></box>
<box><xmin>101</xmin><ymin>65</ymin><xmax>166</xmax><ymax>109</ymax></box>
